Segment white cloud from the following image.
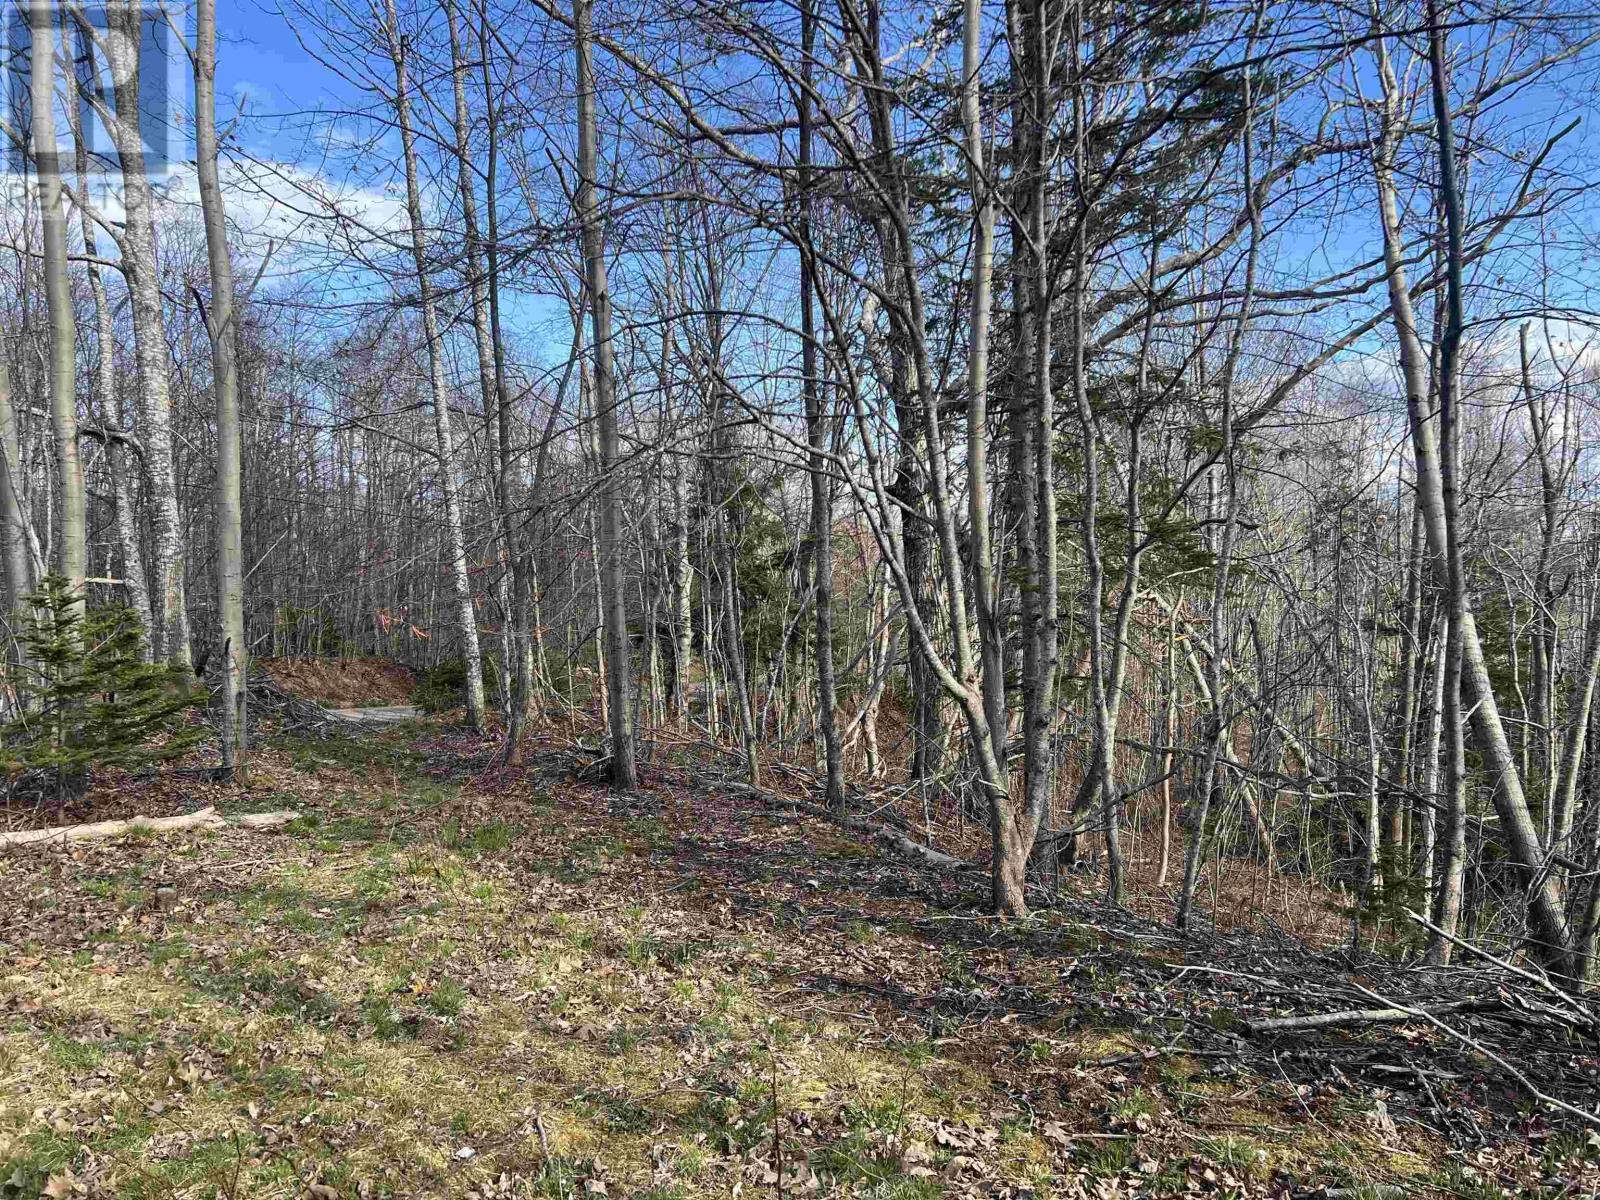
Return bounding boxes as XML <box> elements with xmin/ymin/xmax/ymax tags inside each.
<box><xmin>4</xmin><ymin>154</ymin><xmax>411</xmax><ymax>279</ymax></box>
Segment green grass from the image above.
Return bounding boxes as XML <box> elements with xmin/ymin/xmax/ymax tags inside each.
<box><xmin>426</xmin><ymin>975</ymin><xmax>467</xmax><ymax>1018</ymax></box>
<box><xmin>855</xmin><ymin>1182</ymin><xmax>942</xmax><ymax>1200</ymax></box>
<box><xmin>177</xmin><ymin>956</ymin><xmax>341</xmax><ymax>1025</ymax></box>
<box><xmin>1111</xmin><ymin>1087</ymin><xmax>1156</xmax><ymax>1122</ymax></box>
<box><xmin>278</xmin><ymin>729</ymin><xmax>427</xmax><ymax>775</ymax></box>
<box><xmin>541</xmin><ymin>833</ymin><xmax>621</xmax><ymax>883</ymax></box>
<box><xmin>44</xmin><ymin>1033</ymin><xmax>105</xmax><ymax>1070</ymax></box>
<box><xmin>1200</xmin><ymin>1134</ymin><xmax>1263</xmax><ymax>1174</ymax></box>
<box><xmin>1431</xmin><ymin>1163</ymin><xmax>1509</xmax><ymax>1199</ymax></box>
<box><xmin>362</xmin><ymin>993</ymin><xmax>415</xmax><ymax>1041</ymax></box>
<box><xmin>531</xmin><ymin>1156</ymin><xmax>590</xmax><ymax>1199</ymax></box>
<box><xmin>574</xmin><ymin>1089</ymin><xmax>656</xmax><ymax>1134</ymax></box>
<box><xmin>845</xmin><ymin>919</ymin><xmax>878</xmax><ymax>945</ymax></box>
<box><xmin>443</xmin><ymin>817</ymin><xmax>521</xmax><ymax>856</ymax></box>
<box><xmin>1075</xmin><ymin>1137</ymin><xmax>1133</xmax><ymax>1178</ymax></box>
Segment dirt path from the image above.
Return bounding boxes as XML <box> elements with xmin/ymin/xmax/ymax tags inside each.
<box><xmin>0</xmin><ymin>723</ymin><xmax>1590</xmax><ymax>1198</ymax></box>
<box><xmin>325</xmin><ymin>705</ymin><xmax>424</xmax><ymax>727</ymax></box>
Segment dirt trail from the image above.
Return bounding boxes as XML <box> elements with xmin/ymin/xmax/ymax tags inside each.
<box><xmin>325</xmin><ymin>705</ymin><xmax>424</xmax><ymax>727</ymax></box>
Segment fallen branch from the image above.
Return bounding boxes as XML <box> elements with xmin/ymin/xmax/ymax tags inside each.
<box><xmin>1405</xmin><ymin>908</ymin><xmax>1597</xmax><ymax>1029</ymax></box>
<box><xmin>1246</xmin><ymin>996</ymin><xmax>1497</xmax><ymax>1034</ymax></box>
<box><xmin>1348</xmin><ymin>982</ymin><xmax>1600</xmax><ymax>1129</ymax></box>
<box><xmin>324</xmin><ymin>705</ymin><xmax>423</xmax><ymax>729</ymax></box>
<box><xmin>231</xmin><ymin>810</ymin><xmax>300</xmax><ymax>829</ymax></box>
<box><xmin>0</xmin><ymin>805</ymin><xmax>299</xmax><ymax>851</ymax></box>
<box><xmin>725</xmin><ymin>781</ymin><xmax>972</xmax><ymax>873</ymax></box>
<box><xmin>246</xmin><ymin>668</ymin><xmax>344</xmax><ymax>734</ymax></box>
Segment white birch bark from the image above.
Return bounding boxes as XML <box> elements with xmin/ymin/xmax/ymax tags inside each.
<box><xmin>89</xmin><ymin>2</ymin><xmax>188</xmax><ymax>665</ymax></box>
<box><xmin>67</xmin><ymin>26</ymin><xmax>151</xmax><ymax>647</ymax></box>
<box><xmin>0</xmin><ymin>361</ymin><xmax>34</xmax><ymax>621</ymax></box>
<box><xmin>446</xmin><ymin>0</ymin><xmax>530</xmax><ymax>754</ymax></box>
<box><xmin>30</xmin><ymin>3</ymin><xmax>85</xmax><ymax>611</ymax></box>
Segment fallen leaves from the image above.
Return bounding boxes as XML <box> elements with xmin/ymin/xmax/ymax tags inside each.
<box><xmin>1</xmin><ymin>724</ymin><xmax>1595</xmax><ymax>1200</ymax></box>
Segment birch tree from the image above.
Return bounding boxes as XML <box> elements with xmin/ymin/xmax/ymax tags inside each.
<box><xmin>193</xmin><ymin>0</ymin><xmax>248</xmax><ymax>772</ymax></box>
<box><xmin>380</xmin><ymin>0</ymin><xmax>487</xmax><ymax>732</ymax></box>
<box><xmin>75</xmin><ymin>1</ymin><xmax>187</xmax><ymax>665</ymax></box>
<box><xmin>30</xmin><ymin>1</ymin><xmax>85</xmax><ymax>609</ymax></box>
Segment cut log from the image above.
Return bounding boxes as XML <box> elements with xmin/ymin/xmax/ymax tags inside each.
<box><xmin>0</xmin><ymin>805</ymin><xmax>300</xmax><ymax>851</ymax></box>
<box><xmin>869</xmin><ymin>821</ymin><xmax>970</xmax><ymax>872</ymax></box>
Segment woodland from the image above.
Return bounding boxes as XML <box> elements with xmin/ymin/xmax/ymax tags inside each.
<box><xmin>4</xmin><ymin>0</ymin><xmax>1600</xmax><ymax>1195</ymax></box>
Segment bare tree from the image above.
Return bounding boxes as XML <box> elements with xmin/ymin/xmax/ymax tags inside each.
<box><xmin>30</xmin><ymin>2</ymin><xmax>85</xmax><ymax>609</ymax></box>
<box><xmin>574</xmin><ymin>0</ymin><xmax>638</xmax><ymax>788</ymax></box>
<box><xmin>194</xmin><ymin>0</ymin><xmax>247</xmax><ymax>772</ymax></box>
<box><xmin>380</xmin><ymin>0</ymin><xmax>487</xmax><ymax>731</ymax></box>
<box><xmin>76</xmin><ymin>1</ymin><xmax>187</xmax><ymax>664</ymax></box>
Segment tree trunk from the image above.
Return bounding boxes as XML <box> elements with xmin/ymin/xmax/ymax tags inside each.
<box><xmin>1423</xmin><ymin>4</ymin><xmax>1572</xmax><ymax>974</ymax></box>
<box><xmin>1427</xmin><ymin>606</ymin><xmax>1467</xmax><ymax>965</ymax></box>
<box><xmin>0</xmin><ymin>362</ymin><xmax>34</xmax><ymax>623</ymax></box>
<box><xmin>448</xmin><ymin>0</ymin><xmax>531</xmax><ymax>755</ymax></box>
<box><xmin>97</xmin><ymin>2</ymin><xmax>186</xmax><ymax>664</ymax></box>
<box><xmin>1365</xmin><ymin>11</ymin><xmax>1574</xmax><ymax>973</ymax></box>
<box><xmin>68</xmin><ymin>28</ymin><xmax>151</xmax><ymax>648</ymax></box>
<box><xmin>30</xmin><ymin>3</ymin><xmax>85</xmax><ymax>612</ymax></box>
<box><xmin>798</xmin><ymin>0</ymin><xmax>844</xmax><ymax>810</ymax></box>
<box><xmin>1386</xmin><ymin>498</ymin><xmax>1424</xmax><ymax>854</ymax></box>
<box><xmin>196</xmin><ymin>0</ymin><xmax>248</xmax><ymax>773</ymax></box>
<box><xmin>574</xmin><ymin>0</ymin><xmax>638</xmax><ymax>788</ymax></box>
<box><xmin>670</xmin><ymin>458</ymin><xmax>693</xmax><ymax>722</ymax></box>
<box><xmin>962</xmin><ymin>0</ymin><xmax>1007</xmax><ymax>834</ymax></box>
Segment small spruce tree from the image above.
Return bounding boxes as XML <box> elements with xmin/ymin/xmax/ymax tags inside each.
<box><xmin>1</xmin><ymin>576</ymin><xmax>200</xmax><ymax>803</ymax></box>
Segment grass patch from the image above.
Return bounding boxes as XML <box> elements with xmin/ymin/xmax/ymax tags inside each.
<box><xmin>1076</xmin><ymin>1137</ymin><xmax>1133</xmax><ymax>1177</ymax></box>
<box><xmin>1200</xmin><ymin>1134</ymin><xmax>1267</xmax><ymax>1180</ymax></box>
<box><xmin>426</xmin><ymin>975</ymin><xmax>468</xmax><ymax>1018</ymax></box>
<box><xmin>44</xmin><ymin>1032</ymin><xmax>105</xmax><ymax>1070</ymax></box>
<box><xmin>443</xmin><ymin>816</ymin><xmax>521</xmax><ymax>856</ymax></box>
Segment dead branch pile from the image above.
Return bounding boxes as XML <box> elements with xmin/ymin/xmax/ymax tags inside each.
<box><xmin>244</xmin><ymin>668</ymin><xmax>346</xmax><ymax>735</ymax></box>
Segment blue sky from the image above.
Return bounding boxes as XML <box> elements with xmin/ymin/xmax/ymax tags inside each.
<box><xmin>18</xmin><ymin>0</ymin><xmax>1600</xmax><ymax>410</ymax></box>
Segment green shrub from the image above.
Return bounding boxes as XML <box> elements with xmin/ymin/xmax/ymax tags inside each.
<box><xmin>415</xmin><ymin>657</ymin><xmax>498</xmax><ymax>714</ymax></box>
<box><xmin>416</xmin><ymin>659</ymin><xmax>467</xmax><ymax>713</ymax></box>
<box><xmin>0</xmin><ymin>576</ymin><xmax>200</xmax><ymax>802</ymax></box>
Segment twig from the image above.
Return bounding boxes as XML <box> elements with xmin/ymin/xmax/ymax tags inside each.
<box><xmin>730</xmin><ymin>780</ymin><xmax>972</xmax><ymax>873</ymax></box>
<box><xmin>534</xmin><ymin>1110</ymin><xmax>552</xmax><ymax>1161</ymax></box>
<box><xmin>1405</xmin><ymin>909</ymin><xmax>1595</xmax><ymax>1022</ymax></box>
<box><xmin>1348</xmin><ymin>982</ymin><xmax>1600</xmax><ymax>1129</ymax></box>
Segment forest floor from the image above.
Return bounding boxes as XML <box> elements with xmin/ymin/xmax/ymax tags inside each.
<box><xmin>2</xmin><ymin>717</ymin><xmax>1597</xmax><ymax>1199</ymax></box>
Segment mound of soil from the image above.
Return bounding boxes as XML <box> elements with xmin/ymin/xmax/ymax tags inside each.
<box><xmin>259</xmin><ymin>656</ymin><xmax>418</xmax><ymax>707</ymax></box>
